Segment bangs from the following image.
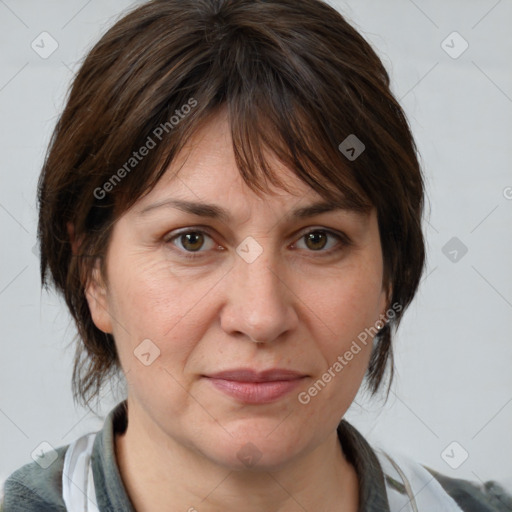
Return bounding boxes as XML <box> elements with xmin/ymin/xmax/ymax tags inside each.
<box><xmin>110</xmin><ymin>23</ymin><xmax>374</xmax><ymax>221</ymax></box>
<box><xmin>227</xmin><ymin>86</ymin><xmax>373</xmax><ymax>213</ymax></box>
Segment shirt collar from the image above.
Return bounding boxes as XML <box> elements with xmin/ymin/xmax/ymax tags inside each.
<box><xmin>92</xmin><ymin>401</ymin><xmax>390</xmax><ymax>511</ymax></box>
<box><xmin>337</xmin><ymin>419</ymin><xmax>391</xmax><ymax>511</ymax></box>
<box><xmin>92</xmin><ymin>400</ymin><xmax>136</xmax><ymax>511</ymax></box>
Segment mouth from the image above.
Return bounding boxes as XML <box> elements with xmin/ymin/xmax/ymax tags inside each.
<box><xmin>203</xmin><ymin>368</ymin><xmax>308</xmax><ymax>404</ymax></box>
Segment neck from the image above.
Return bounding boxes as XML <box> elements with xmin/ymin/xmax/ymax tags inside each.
<box><xmin>114</xmin><ymin>404</ymin><xmax>359</xmax><ymax>512</ymax></box>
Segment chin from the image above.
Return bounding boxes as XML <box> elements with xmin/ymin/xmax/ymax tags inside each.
<box><xmin>198</xmin><ymin>422</ymin><xmax>307</xmax><ymax>472</ymax></box>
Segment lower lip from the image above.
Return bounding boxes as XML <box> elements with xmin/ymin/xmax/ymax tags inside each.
<box><xmin>206</xmin><ymin>378</ymin><xmax>304</xmax><ymax>404</ymax></box>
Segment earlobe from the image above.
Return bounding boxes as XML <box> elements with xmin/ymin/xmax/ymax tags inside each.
<box><xmin>85</xmin><ymin>261</ymin><xmax>113</xmax><ymax>334</ymax></box>
<box><xmin>68</xmin><ymin>222</ymin><xmax>113</xmax><ymax>334</ymax></box>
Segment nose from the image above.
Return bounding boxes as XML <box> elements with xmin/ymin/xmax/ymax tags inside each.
<box><xmin>219</xmin><ymin>249</ymin><xmax>298</xmax><ymax>344</ymax></box>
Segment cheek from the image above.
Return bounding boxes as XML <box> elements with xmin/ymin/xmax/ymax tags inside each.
<box><xmin>104</xmin><ymin>256</ymin><xmax>215</xmax><ymax>413</ymax></box>
<box><xmin>301</xmin><ymin>258</ymin><xmax>385</xmax><ymax>338</ymax></box>
<box><xmin>105</xmin><ymin>253</ymin><xmax>227</xmax><ymax>369</ymax></box>
<box><xmin>295</xmin><ymin>258</ymin><xmax>385</xmax><ymax>401</ymax></box>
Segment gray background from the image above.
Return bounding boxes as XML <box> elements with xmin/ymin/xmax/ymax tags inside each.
<box><xmin>1</xmin><ymin>0</ymin><xmax>511</xmax><ymax>494</ymax></box>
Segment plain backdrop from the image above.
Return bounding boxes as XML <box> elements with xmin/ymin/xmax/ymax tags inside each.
<box><xmin>1</xmin><ymin>0</ymin><xmax>511</xmax><ymax>494</ymax></box>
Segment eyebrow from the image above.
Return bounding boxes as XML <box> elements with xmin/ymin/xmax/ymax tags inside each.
<box><xmin>137</xmin><ymin>198</ymin><xmax>367</xmax><ymax>222</ymax></box>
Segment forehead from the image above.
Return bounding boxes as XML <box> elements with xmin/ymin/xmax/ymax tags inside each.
<box><xmin>137</xmin><ymin>110</ymin><xmax>322</xmax><ymax>211</ymax></box>
<box><xmin>133</xmin><ymin>109</ymin><xmax>369</xmax><ymax>219</ymax></box>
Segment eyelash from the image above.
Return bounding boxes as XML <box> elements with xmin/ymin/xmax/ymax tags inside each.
<box><xmin>164</xmin><ymin>227</ymin><xmax>351</xmax><ymax>261</ymax></box>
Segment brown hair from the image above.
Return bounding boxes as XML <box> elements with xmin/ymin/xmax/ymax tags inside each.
<box><xmin>38</xmin><ymin>0</ymin><xmax>425</xmax><ymax>408</ymax></box>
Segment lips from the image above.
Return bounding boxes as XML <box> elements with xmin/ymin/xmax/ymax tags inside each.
<box><xmin>207</xmin><ymin>368</ymin><xmax>306</xmax><ymax>382</ymax></box>
<box><xmin>203</xmin><ymin>368</ymin><xmax>307</xmax><ymax>404</ymax></box>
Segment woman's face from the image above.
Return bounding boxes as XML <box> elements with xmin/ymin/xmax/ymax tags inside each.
<box><xmin>86</xmin><ymin>110</ymin><xmax>388</xmax><ymax>470</ymax></box>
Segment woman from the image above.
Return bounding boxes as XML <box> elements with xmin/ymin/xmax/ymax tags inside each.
<box><xmin>2</xmin><ymin>0</ymin><xmax>510</xmax><ymax>510</ymax></box>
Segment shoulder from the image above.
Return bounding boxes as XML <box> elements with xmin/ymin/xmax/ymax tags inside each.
<box><xmin>1</xmin><ymin>446</ymin><xmax>68</xmax><ymax>512</ymax></box>
<box><xmin>424</xmin><ymin>466</ymin><xmax>512</xmax><ymax>512</ymax></box>
<box><xmin>375</xmin><ymin>448</ymin><xmax>512</xmax><ymax>512</ymax></box>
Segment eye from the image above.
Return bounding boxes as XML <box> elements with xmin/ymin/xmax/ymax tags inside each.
<box><xmin>293</xmin><ymin>229</ymin><xmax>348</xmax><ymax>253</ymax></box>
<box><xmin>164</xmin><ymin>227</ymin><xmax>349</xmax><ymax>260</ymax></box>
<box><xmin>166</xmin><ymin>229</ymin><xmax>217</xmax><ymax>256</ymax></box>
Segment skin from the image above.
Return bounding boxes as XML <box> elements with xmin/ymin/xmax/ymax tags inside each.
<box><xmin>85</xmin><ymin>109</ymin><xmax>389</xmax><ymax>512</ymax></box>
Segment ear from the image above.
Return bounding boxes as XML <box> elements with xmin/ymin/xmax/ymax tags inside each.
<box><xmin>84</xmin><ymin>259</ymin><xmax>113</xmax><ymax>334</ymax></box>
<box><xmin>67</xmin><ymin>222</ymin><xmax>113</xmax><ymax>334</ymax></box>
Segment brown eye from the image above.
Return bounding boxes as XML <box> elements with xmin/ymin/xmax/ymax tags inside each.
<box><xmin>179</xmin><ymin>232</ymin><xmax>205</xmax><ymax>252</ymax></box>
<box><xmin>304</xmin><ymin>231</ymin><xmax>329</xmax><ymax>250</ymax></box>
<box><xmin>165</xmin><ymin>229</ymin><xmax>220</xmax><ymax>260</ymax></box>
<box><xmin>294</xmin><ymin>229</ymin><xmax>349</xmax><ymax>254</ymax></box>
